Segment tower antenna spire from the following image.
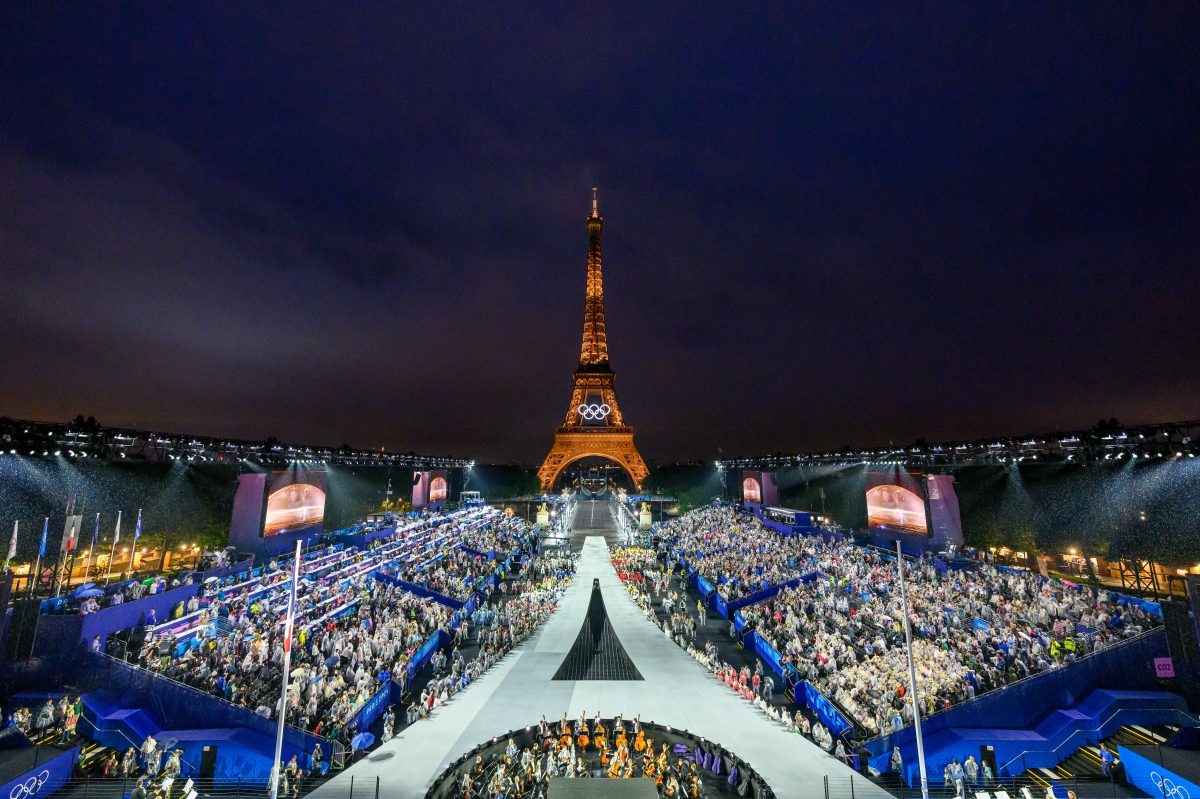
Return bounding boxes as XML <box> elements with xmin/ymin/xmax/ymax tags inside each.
<box><xmin>537</xmin><ymin>188</ymin><xmax>648</xmax><ymax>492</ymax></box>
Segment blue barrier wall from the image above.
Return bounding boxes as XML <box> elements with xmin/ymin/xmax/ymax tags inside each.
<box><xmin>1119</xmin><ymin>745</ymin><xmax>1200</xmax><ymax>799</ymax></box>
<box><xmin>0</xmin><ymin>745</ymin><xmax>78</xmax><ymax>799</ymax></box>
<box><xmin>74</xmin><ymin>653</ymin><xmax>327</xmax><ymax>771</ymax></box>
<box><xmin>880</xmin><ymin>689</ymin><xmax>1194</xmax><ymax>788</ymax></box>
<box><xmin>708</xmin><ymin>571</ymin><xmax>819</xmax><ymax>619</ymax></box>
<box><xmin>796</xmin><ymin>680</ymin><xmax>854</xmax><ymax>740</ymax></box>
<box><xmin>325</xmin><ymin>524</ymin><xmax>398</xmax><ymax>551</ymax></box>
<box><xmin>80</xmin><ymin>693</ymin><xmax>308</xmax><ymax>783</ymax></box>
<box><xmin>79</xmin><ymin>583</ymin><xmax>201</xmax><ymax>646</ymax></box>
<box><xmin>393</xmin><ymin>629</ymin><xmax>452</xmax><ymax>689</ymax></box>
<box><xmin>34</xmin><ymin>583</ymin><xmax>205</xmax><ymax>656</ymax></box>
<box><xmin>727</xmin><ymin>571</ymin><xmax>820</xmax><ymax>615</ymax></box>
<box><xmin>374</xmin><ymin>573</ymin><xmax>465</xmax><ymax>610</ymax></box>
<box><xmin>348</xmin><ymin>683</ymin><xmax>391</xmax><ymax>736</ymax></box>
<box><xmin>181</xmin><ymin>559</ymin><xmax>254</xmax><ymax>584</ymax></box>
<box><xmin>31</xmin><ymin>614</ymin><xmax>83</xmax><ymax>659</ymax></box>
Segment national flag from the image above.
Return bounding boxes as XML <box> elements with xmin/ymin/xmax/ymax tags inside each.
<box><xmin>133</xmin><ymin>509</ymin><xmax>142</xmax><ymax>548</ymax></box>
<box><xmin>113</xmin><ymin>511</ymin><xmax>122</xmax><ymax>545</ymax></box>
<box><xmin>62</xmin><ymin>516</ymin><xmax>79</xmax><ymax>554</ymax></box>
<box><xmin>39</xmin><ymin>518</ymin><xmax>48</xmax><ymax>558</ymax></box>
<box><xmin>91</xmin><ymin>514</ymin><xmax>100</xmax><ymax>550</ymax></box>
<box><xmin>6</xmin><ymin>521</ymin><xmax>17</xmax><ymax>561</ymax></box>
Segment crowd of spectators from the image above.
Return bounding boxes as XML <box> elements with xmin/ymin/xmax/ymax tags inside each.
<box><xmin>106</xmin><ymin>507</ymin><xmax>541</xmax><ymax>749</ymax></box>
<box><xmin>663</xmin><ymin>506</ymin><xmax>1163</xmax><ymax>738</ymax></box>
<box><xmin>407</xmin><ymin>576</ymin><xmax>572</xmax><ymax>725</ymax></box>
<box><xmin>616</xmin><ymin>548</ymin><xmax>847</xmax><ymax>760</ymax></box>
<box><xmin>659</xmin><ymin>508</ymin><xmax>813</xmax><ymax>601</ymax></box>
<box><xmin>385</xmin><ymin>517</ymin><xmax>537</xmax><ymax>601</ymax></box>
<box><xmin>147</xmin><ymin>569</ymin><xmax>456</xmax><ymax>744</ymax></box>
<box><xmin>460</xmin><ymin>516</ymin><xmax>534</xmax><ymax>559</ymax></box>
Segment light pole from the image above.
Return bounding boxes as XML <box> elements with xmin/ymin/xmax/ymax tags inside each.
<box><xmin>270</xmin><ymin>540</ymin><xmax>302</xmax><ymax>799</ymax></box>
<box><xmin>896</xmin><ymin>541</ymin><xmax>929</xmax><ymax>798</ymax></box>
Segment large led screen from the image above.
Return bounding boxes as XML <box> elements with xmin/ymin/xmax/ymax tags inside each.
<box><xmin>430</xmin><ymin>475</ymin><xmax>448</xmax><ymax>502</ymax></box>
<box><xmin>264</xmin><ymin>470</ymin><xmax>327</xmax><ymax>537</ymax></box>
<box><xmin>865</xmin><ymin>471</ymin><xmax>928</xmax><ymax>536</ymax></box>
<box><xmin>742</xmin><ymin>474</ymin><xmax>762</xmax><ymax>503</ymax></box>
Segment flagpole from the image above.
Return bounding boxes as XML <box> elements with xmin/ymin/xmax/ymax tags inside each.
<box><xmin>270</xmin><ymin>540</ymin><xmax>302</xmax><ymax>799</ymax></box>
<box><xmin>132</xmin><ymin>509</ymin><xmax>142</xmax><ymax>576</ymax></box>
<box><xmin>897</xmin><ymin>541</ymin><xmax>929</xmax><ymax>799</ymax></box>
<box><xmin>7</xmin><ymin>521</ymin><xmax>18</xmax><ymax>590</ymax></box>
<box><xmin>31</xmin><ymin>518</ymin><xmax>47</xmax><ymax>598</ymax></box>
<box><xmin>105</xmin><ymin>512</ymin><xmax>122</xmax><ymax>585</ymax></box>
<box><xmin>85</xmin><ymin>514</ymin><xmax>99</xmax><ymax>579</ymax></box>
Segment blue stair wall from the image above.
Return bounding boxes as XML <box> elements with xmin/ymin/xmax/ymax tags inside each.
<box><xmin>880</xmin><ymin>689</ymin><xmax>1195</xmax><ymax>787</ymax></box>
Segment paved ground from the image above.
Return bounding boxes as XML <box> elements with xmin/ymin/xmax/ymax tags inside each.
<box><xmin>316</xmin><ymin>534</ymin><xmax>888</xmax><ymax>799</ymax></box>
<box><xmin>570</xmin><ymin>499</ymin><xmax>623</xmax><ymax>547</ymax></box>
<box><xmin>641</xmin><ymin>566</ymin><xmax>820</xmax><ymax>730</ymax></box>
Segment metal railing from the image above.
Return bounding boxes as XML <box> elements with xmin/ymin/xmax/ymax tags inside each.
<box><xmin>997</xmin><ymin>705</ymin><xmax>1198</xmax><ymax>776</ymax></box>
<box><xmin>874</xmin><ymin>773</ymin><xmax>1128</xmax><ymax>799</ymax></box>
<box><xmin>13</xmin><ymin>774</ymin><xmax>334</xmax><ymax>799</ymax></box>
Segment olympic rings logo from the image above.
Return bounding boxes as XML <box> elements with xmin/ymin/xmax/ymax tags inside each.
<box><xmin>1153</xmin><ymin>772</ymin><xmax>1191</xmax><ymax>799</ymax></box>
<box><xmin>10</xmin><ymin>770</ymin><xmax>50</xmax><ymax>799</ymax></box>
<box><xmin>577</xmin><ymin>404</ymin><xmax>611</xmax><ymax>421</ymax></box>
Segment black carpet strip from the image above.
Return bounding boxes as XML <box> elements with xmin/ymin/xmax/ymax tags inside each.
<box><xmin>552</xmin><ymin>580</ymin><xmax>644</xmax><ymax>681</ymax></box>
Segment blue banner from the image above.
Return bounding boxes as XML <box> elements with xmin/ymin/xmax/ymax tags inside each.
<box><xmin>1119</xmin><ymin>744</ymin><xmax>1200</xmax><ymax>799</ymax></box>
<box><xmin>0</xmin><ymin>746</ymin><xmax>78</xmax><ymax>799</ymax></box>
<box><xmin>348</xmin><ymin>683</ymin><xmax>391</xmax><ymax>735</ymax></box>
<box><xmin>374</xmin><ymin>573</ymin><xmax>466</xmax><ymax>609</ymax></box>
<box><xmin>798</xmin><ymin>680</ymin><xmax>854</xmax><ymax>739</ymax></box>
<box><xmin>750</xmin><ymin>631</ymin><xmax>786</xmax><ymax>677</ymax></box>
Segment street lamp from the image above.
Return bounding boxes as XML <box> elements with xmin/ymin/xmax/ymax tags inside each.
<box><xmin>896</xmin><ymin>541</ymin><xmax>929</xmax><ymax>798</ymax></box>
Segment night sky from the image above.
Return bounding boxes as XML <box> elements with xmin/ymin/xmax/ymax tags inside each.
<box><xmin>2</xmin><ymin>4</ymin><xmax>1198</xmax><ymax>464</ymax></box>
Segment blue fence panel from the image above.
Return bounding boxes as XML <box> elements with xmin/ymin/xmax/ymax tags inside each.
<box><xmin>374</xmin><ymin>573</ymin><xmax>466</xmax><ymax>610</ymax></box>
<box><xmin>0</xmin><ymin>746</ymin><xmax>78</xmax><ymax>799</ymax></box>
<box><xmin>1119</xmin><ymin>745</ymin><xmax>1200</xmax><ymax>799</ymax></box>
<box><xmin>78</xmin><ymin>583</ymin><xmax>201</xmax><ymax>647</ymax></box>
<box><xmin>712</xmin><ymin>570</ymin><xmax>820</xmax><ymax>618</ymax></box>
<box><xmin>348</xmin><ymin>683</ymin><xmax>391</xmax><ymax>735</ymax></box>
<box><xmin>750</xmin><ymin>631</ymin><xmax>786</xmax><ymax>678</ymax></box>
<box><xmin>795</xmin><ymin>679</ymin><xmax>854</xmax><ymax>740</ymax></box>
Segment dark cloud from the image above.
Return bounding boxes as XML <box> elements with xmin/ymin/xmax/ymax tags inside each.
<box><xmin>1</xmin><ymin>3</ymin><xmax>1198</xmax><ymax>463</ymax></box>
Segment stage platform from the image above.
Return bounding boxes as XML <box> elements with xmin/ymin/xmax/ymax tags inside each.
<box><xmin>313</xmin><ymin>537</ymin><xmax>888</xmax><ymax>799</ymax></box>
<box><xmin>547</xmin><ymin>777</ymin><xmax>659</xmax><ymax>799</ymax></box>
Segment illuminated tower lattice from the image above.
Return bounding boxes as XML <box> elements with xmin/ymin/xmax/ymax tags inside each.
<box><xmin>537</xmin><ymin>191</ymin><xmax>649</xmax><ymax>491</ymax></box>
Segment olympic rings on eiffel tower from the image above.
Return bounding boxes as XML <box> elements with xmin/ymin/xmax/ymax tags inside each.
<box><xmin>577</xmin><ymin>403</ymin><xmax>611</xmax><ymax>420</ymax></box>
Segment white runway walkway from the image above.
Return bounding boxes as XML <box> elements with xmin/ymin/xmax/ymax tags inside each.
<box><xmin>315</xmin><ymin>537</ymin><xmax>888</xmax><ymax>799</ymax></box>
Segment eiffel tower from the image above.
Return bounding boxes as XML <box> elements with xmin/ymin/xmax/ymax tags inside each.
<box><xmin>537</xmin><ymin>191</ymin><xmax>649</xmax><ymax>492</ymax></box>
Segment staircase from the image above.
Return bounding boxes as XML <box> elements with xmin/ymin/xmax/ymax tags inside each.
<box><xmin>1017</xmin><ymin>724</ymin><xmax>1181</xmax><ymax>789</ymax></box>
<box><xmin>77</xmin><ymin>739</ymin><xmax>121</xmax><ymax>776</ymax></box>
